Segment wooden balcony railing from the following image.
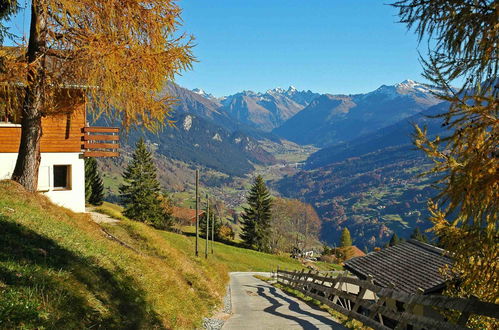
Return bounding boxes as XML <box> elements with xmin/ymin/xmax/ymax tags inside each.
<box><xmin>82</xmin><ymin>126</ymin><xmax>120</xmax><ymax>157</ymax></box>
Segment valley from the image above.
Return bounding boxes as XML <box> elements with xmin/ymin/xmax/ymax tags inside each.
<box><xmin>96</xmin><ymin>79</ymin><xmax>446</xmax><ymax>250</ymax></box>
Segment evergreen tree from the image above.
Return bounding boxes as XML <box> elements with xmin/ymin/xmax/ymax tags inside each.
<box><xmin>200</xmin><ymin>211</ymin><xmax>222</xmax><ymax>240</ymax></box>
<box><xmin>240</xmin><ymin>175</ymin><xmax>272</xmax><ymax>252</ymax></box>
<box><xmin>340</xmin><ymin>227</ymin><xmax>352</xmax><ymax>247</ymax></box>
<box><xmin>389</xmin><ymin>233</ymin><xmax>400</xmax><ymax>246</ymax></box>
<box><xmin>84</xmin><ymin>159</ymin><xmax>94</xmax><ymax>203</ymax></box>
<box><xmin>84</xmin><ymin>157</ymin><xmax>104</xmax><ymax>206</ymax></box>
<box><xmin>410</xmin><ymin>227</ymin><xmax>428</xmax><ymax>243</ymax></box>
<box><xmin>119</xmin><ymin>138</ymin><xmax>164</xmax><ymax>224</ymax></box>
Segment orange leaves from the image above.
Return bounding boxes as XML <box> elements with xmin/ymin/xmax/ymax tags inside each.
<box><xmin>2</xmin><ymin>0</ymin><xmax>194</xmax><ymax>130</ymax></box>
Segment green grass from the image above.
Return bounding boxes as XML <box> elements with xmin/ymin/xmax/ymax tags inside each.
<box><xmin>171</xmin><ymin>229</ymin><xmax>342</xmax><ymax>272</ymax></box>
<box><xmin>93</xmin><ymin>201</ymin><xmax>128</xmax><ymax>220</ymax></box>
<box><xmin>0</xmin><ymin>181</ymin><xmax>341</xmax><ymax>328</ymax></box>
<box><xmin>0</xmin><ymin>180</ymin><xmax>228</xmax><ymax>329</ymax></box>
<box><xmin>382</xmin><ymin>214</ymin><xmax>408</xmax><ymax>225</ymax></box>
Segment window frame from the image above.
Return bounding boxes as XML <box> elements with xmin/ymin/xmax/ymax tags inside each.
<box><xmin>52</xmin><ymin>165</ymin><xmax>72</xmax><ymax>191</ymax></box>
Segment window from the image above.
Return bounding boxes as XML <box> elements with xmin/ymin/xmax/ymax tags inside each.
<box><xmin>53</xmin><ymin>165</ymin><xmax>71</xmax><ymax>190</ymax></box>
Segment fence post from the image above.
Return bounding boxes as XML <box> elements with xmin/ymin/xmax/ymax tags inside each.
<box><xmin>349</xmin><ymin>275</ymin><xmax>371</xmax><ymax>320</ymax></box>
<box><xmin>456</xmin><ymin>295</ymin><xmax>478</xmax><ymax>327</ymax></box>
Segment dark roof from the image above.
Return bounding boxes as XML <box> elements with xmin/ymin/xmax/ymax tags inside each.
<box><xmin>344</xmin><ymin>240</ymin><xmax>452</xmax><ymax>294</ymax></box>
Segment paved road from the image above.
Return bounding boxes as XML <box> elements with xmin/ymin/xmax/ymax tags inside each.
<box><xmin>222</xmin><ymin>272</ymin><xmax>347</xmax><ymax>330</ymax></box>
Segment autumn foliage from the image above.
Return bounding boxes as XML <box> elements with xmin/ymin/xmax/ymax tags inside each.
<box><xmin>1</xmin><ymin>0</ymin><xmax>194</xmax><ymax>128</ymax></box>
<box><xmin>270</xmin><ymin>197</ymin><xmax>321</xmax><ymax>253</ymax></box>
<box><xmin>393</xmin><ymin>0</ymin><xmax>498</xmax><ymax>318</ymax></box>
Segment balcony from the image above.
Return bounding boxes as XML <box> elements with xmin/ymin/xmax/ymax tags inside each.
<box><xmin>82</xmin><ymin>127</ymin><xmax>120</xmax><ymax>157</ymax></box>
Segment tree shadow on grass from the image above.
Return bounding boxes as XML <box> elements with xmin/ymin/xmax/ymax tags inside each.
<box><xmin>0</xmin><ymin>215</ymin><xmax>162</xmax><ymax>329</ymax></box>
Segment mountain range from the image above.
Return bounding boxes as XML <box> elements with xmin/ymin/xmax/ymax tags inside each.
<box><xmin>273</xmin><ymin>80</ymin><xmax>443</xmax><ymax>147</ymax></box>
<box><xmin>219</xmin><ymin>87</ymin><xmax>320</xmax><ymax>131</ymax></box>
<box><xmin>96</xmin><ymin>79</ymin><xmax>449</xmax><ymax>249</ymax></box>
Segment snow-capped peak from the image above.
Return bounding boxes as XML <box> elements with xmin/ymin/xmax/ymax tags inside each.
<box><xmin>192</xmin><ymin>88</ymin><xmax>205</xmax><ymax>95</ymax></box>
<box><xmin>266</xmin><ymin>86</ymin><xmax>299</xmax><ymax>95</ymax></box>
<box><xmin>399</xmin><ymin>79</ymin><xmax>416</xmax><ymax>86</ymax></box>
<box><xmin>266</xmin><ymin>87</ymin><xmax>286</xmax><ymax>94</ymax></box>
<box><xmin>192</xmin><ymin>88</ymin><xmax>215</xmax><ymax>99</ymax></box>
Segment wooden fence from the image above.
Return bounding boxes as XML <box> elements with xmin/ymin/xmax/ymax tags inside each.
<box><xmin>276</xmin><ymin>269</ymin><xmax>499</xmax><ymax>330</ymax></box>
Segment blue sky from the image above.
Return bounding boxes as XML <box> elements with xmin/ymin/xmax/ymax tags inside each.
<box><xmin>174</xmin><ymin>0</ymin><xmax>428</xmax><ymax>96</ymax></box>
<box><xmin>3</xmin><ymin>0</ymin><xmax>429</xmax><ymax>97</ymax></box>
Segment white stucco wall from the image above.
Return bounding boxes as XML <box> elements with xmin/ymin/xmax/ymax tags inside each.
<box><xmin>0</xmin><ymin>153</ymin><xmax>85</xmax><ymax>212</ymax></box>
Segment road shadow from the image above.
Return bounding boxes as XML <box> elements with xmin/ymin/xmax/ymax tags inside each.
<box><xmin>244</xmin><ymin>283</ymin><xmax>346</xmax><ymax>329</ymax></box>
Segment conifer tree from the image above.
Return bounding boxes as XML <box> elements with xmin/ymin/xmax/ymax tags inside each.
<box><xmin>339</xmin><ymin>227</ymin><xmax>352</xmax><ymax>247</ymax></box>
<box><xmin>200</xmin><ymin>211</ymin><xmax>221</xmax><ymax>240</ymax></box>
<box><xmin>410</xmin><ymin>227</ymin><xmax>428</xmax><ymax>243</ymax></box>
<box><xmin>240</xmin><ymin>175</ymin><xmax>272</xmax><ymax>252</ymax></box>
<box><xmin>389</xmin><ymin>233</ymin><xmax>400</xmax><ymax>247</ymax></box>
<box><xmin>84</xmin><ymin>157</ymin><xmax>104</xmax><ymax>206</ymax></box>
<box><xmin>119</xmin><ymin>138</ymin><xmax>163</xmax><ymax>224</ymax></box>
<box><xmin>84</xmin><ymin>159</ymin><xmax>94</xmax><ymax>203</ymax></box>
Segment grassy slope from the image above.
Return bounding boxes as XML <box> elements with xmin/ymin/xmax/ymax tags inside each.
<box><xmin>96</xmin><ymin>204</ymin><xmax>340</xmax><ymax>273</ymax></box>
<box><xmin>0</xmin><ymin>180</ymin><xmax>227</xmax><ymax>329</ymax></box>
<box><xmin>0</xmin><ymin>181</ymin><xmax>339</xmax><ymax>328</ymax></box>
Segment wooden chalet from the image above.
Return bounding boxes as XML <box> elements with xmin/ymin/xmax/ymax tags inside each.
<box><xmin>0</xmin><ymin>86</ymin><xmax>119</xmax><ymax>212</ymax></box>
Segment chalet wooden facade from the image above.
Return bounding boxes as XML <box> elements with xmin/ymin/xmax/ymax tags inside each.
<box><xmin>0</xmin><ymin>88</ymin><xmax>119</xmax><ymax>212</ymax></box>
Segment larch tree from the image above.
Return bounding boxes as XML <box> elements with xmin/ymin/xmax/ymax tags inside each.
<box><xmin>0</xmin><ymin>1</ymin><xmax>19</xmax><ymax>43</ymax></box>
<box><xmin>270</xmin><ymin>197</ymin><xmax>321</xmax><ymax>253</ymax></box>
<box><xmin>240</xmin><ymin>175</ymin><xmax>272</xmax><ymax>252</ymax></box>
<box><xmin>339</xmin><ymin>227</ymin><xmax>352</xmax><ymax>247</ymax></box>
<box><xmin>392</xmin><ymin>0</ymin><xmax>498</xmax><ymax>309</ymax></box>
<box><xmin>0</xmin><ymin>0</ymin><xmax>194</xmax><ymax>191</ymax></box>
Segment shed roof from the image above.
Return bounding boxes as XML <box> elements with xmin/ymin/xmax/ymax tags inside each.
<box><xmin>172</xmin><ymin>206</ymin><xmax>204</xmax><ymax>223</ymax></box>
<box><xmin>344</xmin><ymin>239</ymin><xmax>452</xmax><ymax>294</ymax></box>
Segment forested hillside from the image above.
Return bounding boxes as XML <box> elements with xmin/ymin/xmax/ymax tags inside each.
<box><xmin>274</xmin><ymin>102</ymin><xmax>450</xmax><ymax>249</ymax></box>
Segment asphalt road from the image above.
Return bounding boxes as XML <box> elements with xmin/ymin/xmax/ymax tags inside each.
<box><xmin>222</xmin><ymin>272</ymin><xmax>347</xmax><ymax>330</ymax></box>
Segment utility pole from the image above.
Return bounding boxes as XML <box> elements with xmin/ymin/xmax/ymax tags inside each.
<box><xmin>205</xmin><ymin>194</ymin><xmax>210</xmax><ymax>259</ymax></box>
<box><xmin>211</xmin><ymin>212</ymin><xmax>215</xmax><ymax>254</ymax></box>
<box><xmin>195</xmin><ymin>170</ymin><xmax>199</xmax><ymax>257</ymax></box>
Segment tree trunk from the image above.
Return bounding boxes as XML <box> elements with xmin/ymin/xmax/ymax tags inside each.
<box><xmin>11</xmin><ymin>0</ymin><xmax>47</xmax><ymax>192</ymax></box>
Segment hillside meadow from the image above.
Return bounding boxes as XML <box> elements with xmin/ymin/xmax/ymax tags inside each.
<box><xmin>0</xmin><ymin>180</ymin><xmax>335</xmax><ymax>328</ymax></box>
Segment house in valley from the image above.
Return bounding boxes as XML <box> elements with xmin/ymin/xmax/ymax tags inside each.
<box><xmin>172</xmin><ymin>206</ymin><xmax>205</xmax><ymax>226</ymax></box>
<box><xmin>0</xmin><ymin>86</ymin><xmax>119</xmax><ymax>212</ymax></box>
